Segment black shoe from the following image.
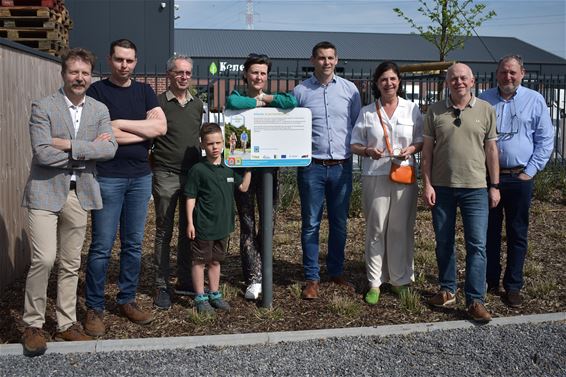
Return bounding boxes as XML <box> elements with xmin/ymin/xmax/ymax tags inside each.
<box><xmin>504</xmin><ymin>290</ymin><xmax>523</xmax><ymax>308</ymax></box>
<box><xmin>154</xmin><ymin>288</ymin><xmax>172</xmax><ymax>310</ymax></box>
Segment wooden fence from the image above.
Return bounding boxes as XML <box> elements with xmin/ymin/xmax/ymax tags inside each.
<box><xmin>0</xmin><ymin>39</ymin><xmax>60</xmax><ymax>293</ymax></box>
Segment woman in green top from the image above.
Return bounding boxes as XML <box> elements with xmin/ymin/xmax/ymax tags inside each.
<box><xmin>225</xmin><ymin>53</ymin><xmax>298</xmax><ymax>300</ymax></box>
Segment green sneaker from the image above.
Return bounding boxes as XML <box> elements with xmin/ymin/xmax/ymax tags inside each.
<box><xmin>391</xmin><ymin>285</ymin><xmax>410</xmax><ymax>296</ymax></box>
<box><xmin>365</xmin><ymin>288</ymin><xmax>380</xmax><ymax>305</ymax></box>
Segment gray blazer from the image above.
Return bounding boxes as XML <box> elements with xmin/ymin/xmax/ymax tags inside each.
<box><xmin>22</xmin><ymin>88</ymin><xmax>117</xmax><ymax>212</ymax></box>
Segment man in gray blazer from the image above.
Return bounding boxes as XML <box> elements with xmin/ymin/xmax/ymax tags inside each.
<box><xmin>21</xmin><ymin>48</ymin><xmax>117</xmax><ymax>357</ymax></box>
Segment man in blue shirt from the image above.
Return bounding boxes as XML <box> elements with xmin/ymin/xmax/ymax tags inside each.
<box><xmin>293</xmin><ymin>41</ymin><xmax>361</xmax><ymax>299</ymax></box>
<box><xmin>480</xmin><ymin>55</ymin><xmax>554</xmax><ymax>308</ymax></box>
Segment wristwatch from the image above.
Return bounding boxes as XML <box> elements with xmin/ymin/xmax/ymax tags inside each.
<box><xmin>489</xmin><ymin>183</ymin><xmax>500</xmax><ymax>189</ymax></box>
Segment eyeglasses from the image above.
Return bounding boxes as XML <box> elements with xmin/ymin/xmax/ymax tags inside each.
<box><xmin>496</xmin><ymin>99</ymin><xmax>520</xmax><ymax>139</ymax></box>
<box><xmin>453</xmin><ymin>108</ymin><xmax>462</xmax><ymax>127</ymax></box>
<box><xmin>172</xmin><ymin>70</ymin><xmax>192</xmax><ymax>78</ymax></box>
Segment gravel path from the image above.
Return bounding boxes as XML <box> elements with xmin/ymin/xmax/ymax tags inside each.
<box><xmin>2</xmin><ymin>321</ymin><xmax>565</xmax><ymax>377</ymax></box>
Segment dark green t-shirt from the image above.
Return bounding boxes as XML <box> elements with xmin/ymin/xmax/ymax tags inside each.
<box><xmin>184</xmin><ymin>160</ymin><xmax>243</xmax><ymax>240</ymax></box>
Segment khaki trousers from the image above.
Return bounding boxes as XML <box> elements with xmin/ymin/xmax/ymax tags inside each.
<box><xmin>23</xmin><ymin>190</ymin><xmax>87</xmax><ymax>331</ymax></box>
<box><xmin>361</xmin><ymin>175</ymin><xmax>417</xmax><ymax>288</ymax></box>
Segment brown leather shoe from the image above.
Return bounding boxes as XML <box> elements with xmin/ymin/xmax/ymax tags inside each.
<box><xmin>329</xmin><ymin>275</ymin><xmax>355</xmax><ymax>290</ymax></box>
<box><xmin>54</xmin><ymin>323</ymin><xmax>93</xmax><ymax>342</ymax></box>
<box><xmin>302</xmin><ymin>280</ymin><xmax>319</xmax><ymax>299</ymax></box>
<box><xmin>468</xmin><ymin>301</ymin><xmax>492</xmax><ymax>323</ymax></box>
<box><xmin>22</xmin><ymin>326</ymin><xmax>47</xmax><ymax>357</ymax></box>
<box><xmin>118</xmin><ymin>302</ymin><xmax>154</xmax><ymax>325</ymax></box>
<box><xmin>84</xmin><ymin>309</ymin><xmax>105</xmax><ymax>337</ymax></box>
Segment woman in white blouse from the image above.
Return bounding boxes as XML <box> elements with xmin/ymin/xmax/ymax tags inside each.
<box><xmin>351</xmin><ymin>61</ymin><xmax>424</xmax><ymax>305</ymax></box>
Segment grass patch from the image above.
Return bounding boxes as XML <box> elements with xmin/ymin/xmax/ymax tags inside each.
<box><xmin>186</xmin><ymin>308</ymin><xmax>216</xmax><ymax>325</ymax></box>
<box><xmin>523</xmin><ymin>261</ymin><xmax>544</xmax><ymax>278</ymax></box>
<box><xmin>254</xmin><ymin>307</ymin><xmax>284</xmax><ymax>321</ymax></box>
<box><xmin>398</xmin><ymin>288</ymin><xmax>424</xmax><ymax>314</ymax></box>
<box><xmin>220</xmin><ymin>282</ymin><xmax>239</xmax><ymax>301</ymax></box>
<box><xmin>278</xmin><ymin>169</ymin><xmax>299</xmax><ymax>212</ymax></box>
<box><xmin>533</xmin><ymin>163</ymin><xmax>566</xmax><ymax>203</ymax></box>
<box><xmin>287</xmin><ymin>282</ymin><xmax>302</xmax><ymax>300</ymax></box>
<box><xmin>414</xmin><ymin>248</ymin><xmax>436</xmax><ymax>270</ymax></box>
<box><xmin>415</xmin><ymin>270</ymin><xmax>427</xmax><ymax>286</ymax></box>
<box><xmin>328</xmin><ymin>294</ymin><xmax>363</xmax><ymax>317</ymax></box>
<box><xmin>526</xmin><ymin>279</ymin><xmax>558</xmax><ymax>298</ymax></box>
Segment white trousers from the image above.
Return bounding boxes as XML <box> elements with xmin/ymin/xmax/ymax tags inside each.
<box><xmin>23</xmin><ymin>190</ymin><xmax>87</xmax><ymax>331</ymax></box>
<box><xmin>361</xmin><ymin>175</ymin><xmax>417</xmax><ymax>288</ymax></box>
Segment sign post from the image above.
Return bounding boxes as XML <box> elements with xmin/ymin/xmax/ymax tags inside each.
<box><xmin>260</xmin><ymin>168</ymin><xmax>273</xmax><ymax>307</ymax></box>
<box><xmin>223</xmin><ymin>108</ymin><xmax>311</xmax><ymax>308</ymax></box>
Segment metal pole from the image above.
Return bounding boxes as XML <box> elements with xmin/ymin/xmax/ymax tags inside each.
<box><xmin>261</xmin><ymin>168</ymin><xmax>273</xmax><ymax>308</ymax></box>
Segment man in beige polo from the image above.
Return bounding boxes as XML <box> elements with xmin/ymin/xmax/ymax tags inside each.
<box><xmin>21</xmin><ymin>48</ymin><xmax>117</xmax><ymax>356</ymax></box>
<box><xmin>421</xmin><ymin>63</ymin><xmax>500</xmax><ymax>323</ymax></box>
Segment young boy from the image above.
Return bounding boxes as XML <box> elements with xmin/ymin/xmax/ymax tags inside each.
<box><xmin>185</xmin><ymin>123</ymin><xmax>251</xmax><ymax>314</ymax></box>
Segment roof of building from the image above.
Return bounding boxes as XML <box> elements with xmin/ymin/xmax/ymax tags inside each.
<box><xmin>175</xmin><ymin>28</ymin><xmax>566</xmax><ymax>66</ymax></box>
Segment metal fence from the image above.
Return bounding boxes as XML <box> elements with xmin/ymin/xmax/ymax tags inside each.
<box><xmin>132</xmin><ymin>69</ymin><xmax>566</xmax><ymax>164</ymax></box>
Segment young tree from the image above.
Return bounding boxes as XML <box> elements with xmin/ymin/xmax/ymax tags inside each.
<box><xmin>393</xmin><ymin>0</ymin><xmax>496</xmax><ymax>62</ymax></box>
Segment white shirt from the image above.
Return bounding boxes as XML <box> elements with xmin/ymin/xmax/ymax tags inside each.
<box><xmin>351</xmin><ymin>97</ymin><xmax>424</xmax><ymax>176</ymax></box>
<box><xmin>64</xmin><ymin>95</ymin><xmax>85</xmax><ymax>182</ymax></box>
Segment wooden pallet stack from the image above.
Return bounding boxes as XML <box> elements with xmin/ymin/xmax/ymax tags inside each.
<box><xmin>0</xmin><ymin>0</ymin><xmax>73</xmax><ymax>56</ymax></box>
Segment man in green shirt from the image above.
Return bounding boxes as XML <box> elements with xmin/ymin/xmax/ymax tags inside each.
<box><xmin>152</xmin><ymin>55</ymin><xmax>203</xmax><ymax>309</ymax></box>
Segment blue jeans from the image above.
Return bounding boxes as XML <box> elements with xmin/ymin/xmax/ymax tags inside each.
<box><xmin>297</xmin><ymin>159</ymin><xmax>352</xmax><ymax>281</ymax></box>
<box><xmin>432</xmin><ymin>186</ymin><xmax>488</xmax><ymax>306</ymax></box>
<box><xmin>85</xmin><ymin>174</ymin><xmax>152</xmax><ymax>310</ymax></box>
<box><xmin>486</xmin><ymin>175</ymin><xmax>533</xmax><ymax>292</ymax></box>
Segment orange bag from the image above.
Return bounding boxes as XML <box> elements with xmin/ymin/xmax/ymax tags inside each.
<box><xmin>376</xmin><ymin>102</ymin><xmax>416</xmax><ymax>185</ymax></box>
<box><xmin>389</xmin><ymin>159</ymin><xmax>416</xmax><ymax>185</ymax></box>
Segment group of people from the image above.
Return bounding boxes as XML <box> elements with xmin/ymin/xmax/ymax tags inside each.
<box><xmin>19</xmin><ymin>38</ymin><xmax>554</xmax><ymax>357</ymax></box>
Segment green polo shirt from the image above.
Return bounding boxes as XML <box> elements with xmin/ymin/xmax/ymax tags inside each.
<box><xmin>424</xmin><ymin>95</ymin><xmax>497</xmax><ymax>188</ymax></box>
<box><xmin>184</xmin><ymin>160</ymin><xmax>243</xmax><ymax>240</ymax></box>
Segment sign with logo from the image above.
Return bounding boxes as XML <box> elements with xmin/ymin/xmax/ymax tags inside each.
<box><xmin>223</xmin><ymin>108</ymin><xmax>312</xmax><ymax>167</ymax></box>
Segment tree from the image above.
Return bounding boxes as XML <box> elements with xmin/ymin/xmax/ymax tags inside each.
<box><xmin>393</xmin><ymin>0</ymin><xmax>496</xmax><ymax>62</ymax></box>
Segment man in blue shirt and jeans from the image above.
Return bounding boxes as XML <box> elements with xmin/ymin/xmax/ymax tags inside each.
<box><xmin>293</xmin><ymin>41</ymin><xmax>361</xmax><ymax>299</ymax></box>
<box><xmin>480</xmin><ymin>55</ymin><xmax>554</xmax><ymax>307</ymax></box>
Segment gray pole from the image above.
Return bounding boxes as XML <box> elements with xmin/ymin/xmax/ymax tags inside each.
<box><xmin>261</xmin><ymin>168</ymin><xmax>273</xmax><ymax>308</ymax></box>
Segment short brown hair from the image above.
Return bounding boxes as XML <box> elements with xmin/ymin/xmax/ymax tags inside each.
<box><xmin>61</xmin><ymin>47</ymin><xmax>96</xmax><ymax>73</ymax></box>
<box><xmin>311</xmin><ymin>41</ymin><xmax>336</xmax><ymax>58</ymax></box>
<box><xmin>243</xmin><ymin>53</ymin><xmax>272</xmax><ymax>84</ymax></box>
<box><xmin>497</xmin><ymin>54</ymin><xmax>525</xmax><ymax>72</ymax></box>
<box><xmin>110</xmin><ymin>38</ymin><xmax>137</xmax><ymax>57</ymax></box>
<box><xmin>200</xmin><ymin>122</ymin><xmax>222</xmax><ymax>140</ymax></box>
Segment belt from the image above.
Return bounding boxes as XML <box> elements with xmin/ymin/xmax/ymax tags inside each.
<box><xmin>70</xmin><ymin>181</ymin><xmax>76</xmax><ymax>190</ymax></box>
<box><xmin>500</xmin><ymin>166</ymin><xmax>524</xmax><ymax>175</ymax></box>
<box><xmin>312</xmin><ymin>158</ymin><xmax>348</xmax><ymax>166</ymax></box>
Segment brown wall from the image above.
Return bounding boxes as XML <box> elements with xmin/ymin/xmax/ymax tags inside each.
<box><xmin>0</xmin><ymin>43</ymin><xmax>61</xmax><ymax>293</ymax></box>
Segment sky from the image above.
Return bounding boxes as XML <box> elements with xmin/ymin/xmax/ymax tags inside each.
<box><xmin>174</xmin><ymin>0</ymin><xmax>566</xmax><ymax>59</ymax></box>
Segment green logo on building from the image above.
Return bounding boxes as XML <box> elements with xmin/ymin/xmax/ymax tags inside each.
<box><xmin>209</xmin><ymin>62</ymin><xmax>218</xmax><ymax>75</ymax></box>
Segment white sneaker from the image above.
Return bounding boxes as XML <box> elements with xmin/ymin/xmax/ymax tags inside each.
<box><xmin>245</xmin><ymin>283</ymin><xmax>262</xmax><ymax>300</ymax></box>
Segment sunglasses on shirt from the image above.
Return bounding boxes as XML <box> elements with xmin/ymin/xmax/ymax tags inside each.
<box><xmin>453</xmin><ymin>108</ymin><xmax>462</xmax><ymax>127</ymax></box>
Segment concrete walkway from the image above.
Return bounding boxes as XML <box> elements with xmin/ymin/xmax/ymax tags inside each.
<box><xmin>1</xmin><ymin>311</ymin><xmax>564</xmax><ymax>356</ymax></box>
